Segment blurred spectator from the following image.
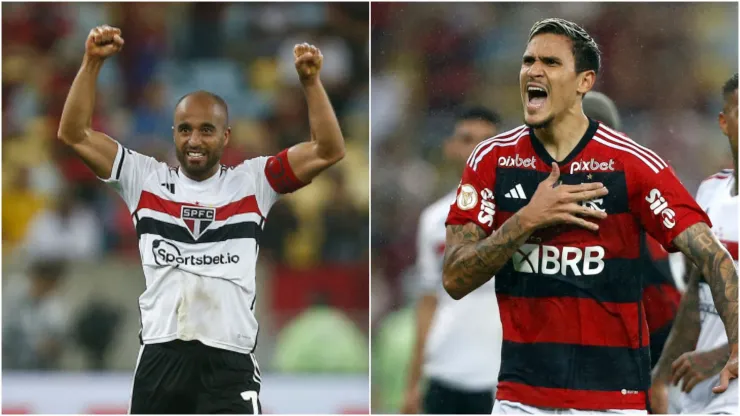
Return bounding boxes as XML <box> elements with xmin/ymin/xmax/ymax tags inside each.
<box><xmin>2</xmin><ymin>166</ymin><xmax>46</xmax><ymax>249</ymax></box>
<box><xmin>321</xmin><ymin>168</ymin><xmax>367</xmax><ymax>263</ymax></box>
<box><xmin>273</xmin><ymin>293</ymin><xmax>368</xmax><ymax>374</ymax></box>
<box><xmin>22</xmin><ymin>184</ymin><xmax>103</xmax><ymax>262</ymax></box>
<box><xmin>3</xmin><ymin>259</ymin><xmax>70</xmax><ymax>370</ymax></box>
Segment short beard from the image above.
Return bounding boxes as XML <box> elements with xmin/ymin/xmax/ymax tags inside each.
<box><xmin>176</xmin><ymin>149</ymin><xmax>221</xmax><ymax>180</ymax></box>
<box><xmin>525</xmin><ymin>116</ymin><xmax>554</xmax><ymax>130</ymax></box>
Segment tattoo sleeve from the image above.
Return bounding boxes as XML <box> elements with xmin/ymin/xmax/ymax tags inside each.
<box><xmin>652</xmin><ymin>262</ymin><xmax>702</xmax><ymax>383</ymax></box>
<box><xmin>442</xmin><ymin>213</ymin><xmax>534</xmax><ymax>300</ymax></box>
<box><xmin>673</xmin><ymin>222</ymin><xmax>739</xmax><ymax>345</ymax></box>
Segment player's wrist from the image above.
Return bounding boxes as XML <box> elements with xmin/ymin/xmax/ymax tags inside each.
<box><xmin>517</xmin><ymin>206</ymin><xmax>540</xmax><ymax>232</ymax></box>
<box><xmin>82</xmin><ymin>54</ymin><xmax>106</xmax><ymax>70</ymax></box>
<box><xmin>299</xmin><ymin>75</ymin><xmax>321</xmax><ymax>88</ymax></box>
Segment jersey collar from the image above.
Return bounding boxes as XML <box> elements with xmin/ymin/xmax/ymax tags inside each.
<box><xmin>178</xmin><ymin>165</ymin><xmax>222</xmax><ymax>187</ymax></box>
<box><xmin>529</xmin><ymin>117</ymin><xmax>599</xmax><ymax>167</ymax></box>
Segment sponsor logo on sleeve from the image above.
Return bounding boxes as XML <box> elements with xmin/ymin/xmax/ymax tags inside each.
<box><xmin>645</xmin><ymin>189</ymin><xmax>676</xmax><ymax>229</ymax></box>
<box><xmin>457</xmin><ymin>184</ymin><xmax>478</xmax><ymax>211</ymax></box>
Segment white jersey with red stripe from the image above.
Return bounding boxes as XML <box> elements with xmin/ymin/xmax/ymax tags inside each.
<box><xmin>100</xmin><ymin>142</ymin><xmax>286</xmax><ymax>355</ymax></box>
<box><xmin>679</xmin><ymin>169</ymin><xmax>738</xmax><ymax>414</ymax></box>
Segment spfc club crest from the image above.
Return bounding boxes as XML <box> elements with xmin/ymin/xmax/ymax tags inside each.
<box><xmin>181</xmin><ymin>206</ymin><xmax>216</xmax><ymax>240</ymax></box>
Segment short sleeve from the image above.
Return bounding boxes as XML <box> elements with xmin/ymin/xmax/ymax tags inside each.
<box><xmin>99</xmin><ymin>141</ymin><xmax>160</xmax><ymax>212</ymax></box>
<box><xmin>629</xmin><ymin>163</ymin><xmax>711</xmax><ymax>253</ymax></box>
<box><xmin>235</xmin><ymin>156</ymin><xmax>281</xmax><ymax>217</ymax></box>
<box><xmin>416</xmin><ymin>211</ymin><xmax>443</xmax><ymax>295</ymax></box>
<box><xmin>445</xmin><ymin>163</ymin><xmax>497</xmax><ymax>236</ymax></box>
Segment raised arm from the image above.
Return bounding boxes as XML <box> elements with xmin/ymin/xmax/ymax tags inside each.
<box><xmin>443</xmin><ymin>163</ymin><xmax>609</xmax><ymax>300</ymax></box>
<box><xmin>57</xmin><ymin>25</ymin><xmax>123</xmax><ymax>179</ymax></box>
<box><xmin>673</xmin><ymin>222</ymin><xmax>738</xmax><ymax>392</ymax></box>
<box><xmin>285</xmin><ymin>43</ymin><xmax>345</xmax><ymax>183</ymax></box>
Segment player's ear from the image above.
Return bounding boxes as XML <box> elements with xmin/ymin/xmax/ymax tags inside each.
<box><xmin>223</xmin><ymin>126</ymin><xmax>231</xmax><ymax>147</ymax></box>
<box><xmin>719</xmin><ymin>112</ymin><xmax>728</xmax><ymax>136</ymax></box>
<box><xmin>576</xmin><ymin>70</ymin><xmax>596</xmax><ymax>96</ymax></box>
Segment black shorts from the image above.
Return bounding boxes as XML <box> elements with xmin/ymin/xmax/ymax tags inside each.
<box><xmin>423</xmin><ymin>377</ymin><xmax>494</xmax><ymax>414</ymax></box>
<box><xmin>129</xmin><ymin>340</ymin><xmax>262</xmax><ymax>414</ymax></box>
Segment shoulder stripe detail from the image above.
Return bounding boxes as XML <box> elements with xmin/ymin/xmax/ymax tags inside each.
<box><xmin>115</xmin><ymin>147</ymin><xmax>127</xmax><ymax>180</ymax></box>
<box><xmin>136</xmin><ymin>191</ymin><xmax>263</xmax><ymax>220</ymax></box>
<box><xmin>466</xmin><ymin>125</ymin><xmax>528</xmax><ymax>166</ymax></box>
<box><xmin>471</xmin><ymin>129</ymin><xmax>529</xmax><ymax>171</ymax></box>
<box><xmin>597</xmin><ymin>125</ymin><xmax>667</xmax><ymax>169</ymax></box>
<box><xmin>593</xmin><ymin>133</ymin><xmax>661</xmax><ymax>174</ymax></box>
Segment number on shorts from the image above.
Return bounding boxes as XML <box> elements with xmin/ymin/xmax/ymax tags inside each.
<box><xmin>240</xmin><ymin>390</ymin><xmax>259</xmax><ymax>414</ymax></box>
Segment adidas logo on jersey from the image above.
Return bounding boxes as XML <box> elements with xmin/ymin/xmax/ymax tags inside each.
<box><xmin>504</xmin><ymin>184</ymin><xmax>527</xmax><ymax>199</ymax></box>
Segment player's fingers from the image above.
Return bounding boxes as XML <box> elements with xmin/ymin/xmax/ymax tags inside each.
<box><xmin>671</xmin><ymin>354</ymin><xmax>688</xmax><ymax>372</ymax></box>
<box><xmin>561</xmin><ymin>214</ymin><xmax>599</xmax><ymax>232</ymax></box>
<box><xmin>560</xmin><ymin>181</ymin><xmax>606</xmax><ymax>193</ymax></box>
<box><xmin>565</xmin><ymin>187</ymin><xmax>609</xmax><ymax>203</ymax></box>
<box><xmin>672</xmin><ymin>361</ymin><xmax>690</xmax><ymax>386</ymax></box>
<box><xmin>683</xmin><ymin>374</ymin><xmax>702</xmax><ymax>394</ymax></box>
<box><xmin>713</xmin><ymin>369</ymin><xmax>730</xmax><ymax>394</ymax></box>
<box><xmin>546</xmin><ymin>162</ymin><xmax>560</xmax><ymax>185</ymax></box>
<box><xmin>572</xmin><ymin>204</ymin><xmax>607</xmax><ymax>219</ymax></box>
<box><xmin>113</xmin><ymin>34</ymin><xmax>125</xmax><ymax>46</ymax></box>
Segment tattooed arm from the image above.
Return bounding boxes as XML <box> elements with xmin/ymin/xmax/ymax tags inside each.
<box><xmin>673</xmin><ymin>222</ymin><xmax>738</xmax><ymax>346</ymax></box>
<box><xmin>443</xmin><ymin>163</ymin><xmax>609</xmax><ymax>300</ymax></box>
<box><xmin>443</xmin><ymin>216</ymin><xmax>534</xmax><ymax>300</ymax></box>
<box><xmin>673</xmin><ymin>222</ymin><xmax>738</xmax><ymax>393</ymax></box>
<box><xmin>652</xmin><ymin>261</ymin><xmax>702</xmax><ymax>385</ymax></box>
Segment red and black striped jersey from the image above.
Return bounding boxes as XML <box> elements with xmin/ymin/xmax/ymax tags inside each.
<box><xmin>446</xmin><ymin>118</ymin><xmax>711</xmax><ymax>410</ymax></box>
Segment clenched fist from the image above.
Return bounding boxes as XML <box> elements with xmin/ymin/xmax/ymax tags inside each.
<box><xmin>85</xmin><ymin>25</ymin><xmax>124</xmax><ymax>60</ymax></box>
<box><xmin>294</xmin><ymin>43</ymin><xmax>323</xmax><ymax>84</ymax></box>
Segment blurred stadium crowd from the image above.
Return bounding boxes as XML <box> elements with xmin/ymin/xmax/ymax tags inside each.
<box><xmin>2</xmin><ymin>2</ymin><xmax>369</xmax><ymax>377</ymax></box>
<box><xmin>370</xmin><ymin>2</ymin><xmax>737</xmax><ymax>411</ymax></box>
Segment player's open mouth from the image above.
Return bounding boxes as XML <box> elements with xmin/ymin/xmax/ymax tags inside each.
<box><xmin>186</xmin><ymin>151</ymin><xmax>206</xmax><ymax>163</ymax></box>
<box><xmin>526</xmin><ymin>84</ymin><xmax>548</xmax><ymax>111</ymax></box>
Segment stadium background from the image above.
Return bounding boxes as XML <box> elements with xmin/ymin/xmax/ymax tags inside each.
<box><xmin>1</xmin><ymin>2</ymin><xmax>369</xmax><ymax>413</ymax></box>
<box><xmin>370</xmin><ymin>2</ymin><xmax>738</xmax><ymax>413</ymax></box>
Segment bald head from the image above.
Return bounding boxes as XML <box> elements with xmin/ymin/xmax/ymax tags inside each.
<box><xmin>175</xmin><ymin>90</ymin><xmax>229</xmax><ymax>128</ymax></box>
<box><xmin>583</xmin><ymin>91</ymin><xmax>621</xmax><ymax>130</ymax></box>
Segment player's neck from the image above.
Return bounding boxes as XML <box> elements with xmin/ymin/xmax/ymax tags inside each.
<box><xmin>182</xmin><ymin>164</ymin><xmax>221</xmax><ymax>183</ymax></box>
<box><xmin>534</xmin><ymin>112</ymin><xmax>590</xmax><ymax>162</ymax></box>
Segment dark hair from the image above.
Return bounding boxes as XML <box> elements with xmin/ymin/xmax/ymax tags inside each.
<box><xmin>528</xmin><ymin>18</ymin><xmax>601</xmax><ymax>75</ymax></box>
<box><xmin>175</xmin><ymin>90</ymin><xmax>230</xmax><ymax>126</ymax></box>
<box><xmin>722</xmin><ymin>73</ymin><xmax>738</xmax><ymax>102</ymax></box>
<box><xmin>457</xmin><ymin>106</ymin><xmax>501</xmax><ymax>126</ymax></box>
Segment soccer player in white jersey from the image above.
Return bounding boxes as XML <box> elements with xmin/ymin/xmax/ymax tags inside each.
<box><xmin>401</xmin><ymin>108</ymin><xmax>502</xmax><ymax>414</ymax></box>
<box><xmin>650</xmin><ymin>73</ymin><xmax>739</xmax><ymax>415</ymax></box>
<box><xmin>57</xmin><ymin>25</ymin><xmax>345</xmax><ymax>414</ymax></box>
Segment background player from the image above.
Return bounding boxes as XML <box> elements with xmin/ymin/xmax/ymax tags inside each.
<box><xmin>57</xmin><ymin>25</ymin><xmax>345</xmax><ymax>413</ymax></box>
<box><xmin>401</xmin><ymin>108</ymin><xmax>502</xmax><ymax>414</ymax></box>
<box><xmin>650</xmin><ymin>73</ymin><xmax>738</xmax><ymax>415</ymax></box>
<box><xmin>582</xmin><ymin>92</ymin><xmax>682</xmax><ymax>371</ymax></box>
<box><xmin>443</xmin><ymin>18</ymin><xmax>738</xmax><ymax>413</ymax></box>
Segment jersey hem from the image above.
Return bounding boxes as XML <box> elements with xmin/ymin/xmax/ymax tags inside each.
<box><xmin>142</xmin><ymin>335</ymin><xmax>256</xmax><ymax>355</ymax></box>
<box><xmin>497</xmin><ymin>381</ymin><xmax>647</xmax><ymax>410</ymax></box>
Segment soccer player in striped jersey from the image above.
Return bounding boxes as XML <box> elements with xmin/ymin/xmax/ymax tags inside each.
<box><xmin>583</xmin><ymin>91</ymin><xmax>682</xmax><ymax>372</ymax></box>
<box><xmin>57</xmin><ymin>25</ymin><xmax>345</xmax><ymax>414</ymax></box>
<box><xmin>402</xmin><ymin>107</ymin><xmax>502</xmax><ymax>414</ymax></box>
<box><xmin>650</xmin><ymin>73</ymin><xmax>738</xmax><ymax>415</ymax></box>
<box><xmin>443</xmin><ymin>18</ymin><xmax>738</xmax><ymax>414</ymax></box>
